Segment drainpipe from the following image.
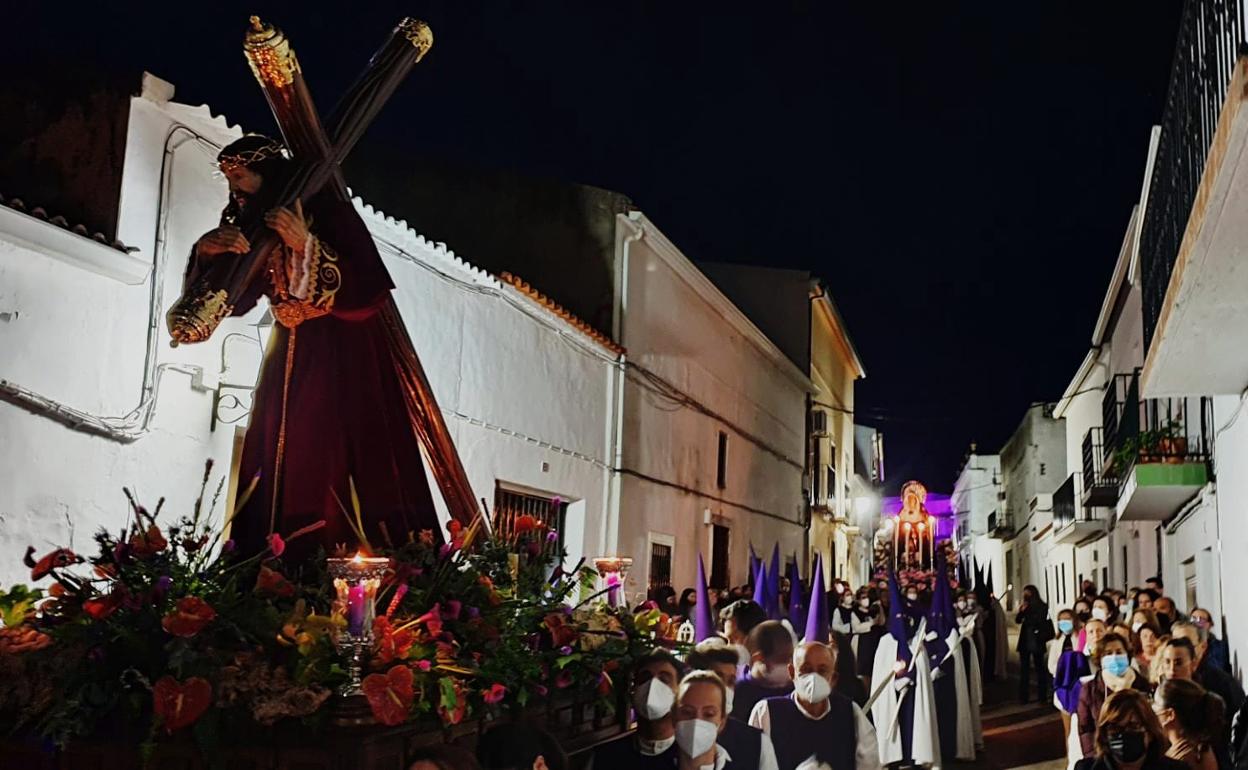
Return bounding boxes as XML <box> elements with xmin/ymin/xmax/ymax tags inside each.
<box><xmin>601</xmin><ymin>215</ymin><xmax>644</xmax><ymax>558</ymax></box>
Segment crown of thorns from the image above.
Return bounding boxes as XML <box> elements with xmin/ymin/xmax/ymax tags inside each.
<box><xmin>216</xmin><ymin>142</ymin><xmax>288</xmax><ymax>175</ymax></box>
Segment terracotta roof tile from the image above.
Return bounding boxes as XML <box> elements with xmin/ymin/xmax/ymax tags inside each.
<box><xmin>0</xmin><ymin>192</ymin><xmax>133</xmax><ymax>253</ymax></box>
<box><xmin>499</xmin><ymin>272</ymin><xmax>625</xmax><ymax>356</ymax></box>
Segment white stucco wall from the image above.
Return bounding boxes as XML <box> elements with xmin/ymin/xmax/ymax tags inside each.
<box><xmin>612</xmin><ymin>214</ymin><xmax>808</xmax><ymax>599</ymax></box>
<box><xmin>0</xmin><ymin>89</ymin><xmax>616</xmax><ymax>586</ymax></box>
<box><xmin>1212</xmin><ymin>394</ymin><xmax>1248</xmax><ymax>675</ymax></box>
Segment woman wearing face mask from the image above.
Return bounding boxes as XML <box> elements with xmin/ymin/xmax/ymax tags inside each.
<box><xmin>1074</xmin><ymin>689</ymin><xmax>1186</xmax><ymax>770</ymax></box>
<box><xmin>1134</xmin><ymin>624</ymin><xmax>1162</xmax><ymax>679</ymax></box>
<box><xmin>674</xmin><ymin>671</ymin><xmax>732</xmax><ymax>770</ymax></box>
<box><xmin>1074</xmin><ymin>601</ymin><xmax>1094</xmax><ymax>625</ymax></box>
<box><xmin>1154</xmin><ymin>678</ymin><xmax>1225</xmax><ymax>770</ymax></box>
<box><xmin>1077</xmin><ymin>633</ymin><xmax>1153</xmax><ymax>757</ymax></box>
<box><xmin>1017</xmin><ymin>585</ymin><xmax>1055</xmax><ymax>704</ymax></box>
<box><xmin>1093</xmin><ymin>596</ymin><xmax>1119</xmax><ymax>626</ymax></box>
<box><xmin>1051</xmin><ymin>609</ymin><xmax>1088</xmax><ymax>741</ymax></box>
<box><xmin>1132</xmin><ymin>609</ymin><xmax>1161</xmax><ymax>637</ymax></box>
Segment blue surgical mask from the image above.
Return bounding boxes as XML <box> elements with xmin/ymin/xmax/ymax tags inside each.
<box><xmin>1103</xmin><ymin>653</ymin><xmax>1130</xmax><ymax>677</ymax></box>
<box><xmin>1058</xmin><ymin>619</ymin><xmax>1074</xmax><ymax>635</ymax></box>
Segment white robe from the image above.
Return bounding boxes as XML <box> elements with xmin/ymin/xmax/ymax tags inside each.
<box><xmin>963</xmin><ymin>635</ymin><xmax>984</xmax><ymax>748</ymax></box>
<box><xmin>942</xmin><ymin>628</ymin><xmax>976</xmax><ymax>761</ymax></box>
<box><xmin>871</xmin><ymin>634</ymin><xmax>941</xmax><ymax>767</ymax></box>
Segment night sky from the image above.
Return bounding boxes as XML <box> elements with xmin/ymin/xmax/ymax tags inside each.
<box><xmin>6</xmin><ymin>2</ymin><xmax>1183</xmax><ymax>492</ymax></box>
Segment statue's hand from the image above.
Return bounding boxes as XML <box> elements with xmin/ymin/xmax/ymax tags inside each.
<box><xmin>266</xmin><ymin>199</ymin><xmax>310</xmax><ymax>253</ymax></box>
<box><xmin>196</xmin><ymin>226</ymin><xmax>251</xmax><ymax>258</ymax></box>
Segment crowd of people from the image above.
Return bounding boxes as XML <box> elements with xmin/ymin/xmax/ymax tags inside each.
<box><xmin>406</xmin><ymin>568</ymin><xmax>1248</xmax><ymax>770</ymax></box>
<box><xmin>1015</xmin><ymin>575</ymin><xmax>1246</xmax><ymax>770</ymax></box>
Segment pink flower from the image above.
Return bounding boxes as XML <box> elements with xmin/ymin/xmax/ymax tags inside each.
<box><xmin>555</xmin><ymin>670</ymin><xmax>574</xmax><ymax>689</ymax></box>
<box><xmin>482</xmin><ymin>683</ymin><xmax>507</xmax><ymax>705</ymax></box>
<box><xmin>415</xmin><ymin>659</ymin><xmax>432</xmax><ymax>672</ymax></box>
<box><xmin>267</xmin><ymin>533</ymin><xmax>285</xmax><ymax>558</ymax></box>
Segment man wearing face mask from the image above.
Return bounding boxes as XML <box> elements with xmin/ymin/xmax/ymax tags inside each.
<box><xmin>689</xmin><ymin>640</ymin><xmax>780</xmax><ymax>770</ymax></box>
<box><xmin>732</xmin><ymin>621</ymin><xmax>796</xmax><ymax>722</ymax></box>
<box><xmin>590</xmin><ymin>649</ymin><xmax>685</xmax><ymax>770</ymax></box>
<box><xmin>748</xmin><ymin>641</ymin><xmax>881</xmax><ymax>770</ymax></box>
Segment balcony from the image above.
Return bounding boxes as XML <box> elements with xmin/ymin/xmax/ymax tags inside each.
<box><xmin>1081</xmin><ymin>427</ymin><xmax>1119</xmax><ymax>507</ymax></box>
<box><xmin>1054</xmin><ymin>472</ymin><xmax>1106</xmax><ymax>545</ymax></box>
<box><xmin>1103</xmin><ymin>372</ymin><xmax>1213</xmax><ymax>521</ymax></box>
<box><xmin>1139</xmin><ymin>1</ymin><xmax>1248</xmax><ymax>397</ymax></box>
<box><xmin>987</xmin><ymin>511</ymin><xmax>1012</xmax><ymax>540</ymax></box>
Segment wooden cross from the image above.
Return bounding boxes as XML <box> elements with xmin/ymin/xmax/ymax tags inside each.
<box><xmin>168</xmin><ymin>15</ymin><xmax>433</xmax><ymax>345</ymax></box>
<box><xmin>168</xmin><ymin>17</ymin><xmax>483</xmax><ymax>530</ymax></box>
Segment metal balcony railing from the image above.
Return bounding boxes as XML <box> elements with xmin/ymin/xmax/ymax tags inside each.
<box><xmin>1101</xmin><ymin>370</ymin><xmax>1214</xmax><ymax>481</ymax></box>
<box><xmin>1140</xmin><ymin>0</ymin><xmax>1247</xmax><ymax>348</ymax></box>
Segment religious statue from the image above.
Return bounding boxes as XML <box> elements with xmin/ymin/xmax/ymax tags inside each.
<box><xmin>893</xmin><ymin>480</ymin><xmax>935</xmax><ymax>571</ymax></box>
<box><xmin>167</xmin><ymin>18</ymin><xmax>480</xmax><ymax>563</ymax></box>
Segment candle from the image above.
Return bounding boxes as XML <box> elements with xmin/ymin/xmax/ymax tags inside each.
<box><xmin>607</xmin><ymin>574</ymin><xmax>621</xmax><ymax>607</ymax></box>
<box><xmin>347</xmin><ymin>583</ymin><xmax>367</xmax><ymax>635</ymax></box>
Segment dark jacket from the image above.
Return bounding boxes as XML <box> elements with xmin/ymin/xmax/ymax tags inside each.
<box><xmin>1075</xmin><ymin>753</ymin><xmax>1189</xmax><ymax>770</ymax></box>
<box><xmin>1016</xmin><ymin>599</ymin><xmax>1054</xmax><ymax>654</ymax></box>
<box><xmin>1076</xmin><ymin>673</ymin><xmax>1152</xmax><ymax>757</ymax></box>
<box><xmin>1197</xmin><ymin>659</ymin><xmax>1245</xmax><ymax>748</ymax></box>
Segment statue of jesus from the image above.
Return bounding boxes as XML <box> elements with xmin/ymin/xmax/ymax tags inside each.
<box><xmin>175</xmin><ymin>134</ymin><xmax>443</xmax><ymax>563</ymax></box>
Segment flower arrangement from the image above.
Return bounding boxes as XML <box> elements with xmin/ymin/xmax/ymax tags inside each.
<box><xmin>0</xmin><ymin>463</ymin><xmax>660</xmax><ymax>756</ymax></box>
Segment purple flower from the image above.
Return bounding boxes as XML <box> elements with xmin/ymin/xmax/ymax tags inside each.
<box><xmin>438</xmin><ymin>543</ymin><xmax>453</xmax><ymax>560</ymax></box>
<box><xmin>546</xmin><ymin>531</ymin><xmax>559</xmax><ymax>544</ymax></box>
<box><xmin>465</xmin><ymin>606</ymin><xmax>480</xmax><ymax>620</ymax></box>
<box><xmin>222</xmin><ymin>539</ymin><xmax>236</xmax><ymax>554</ymax></box>
<box><xmin>153</xmin><ymin>575</ymin><xmax>173</xmax><ymax>598</ymax></box>
<box><xmin>559</xmin><ymin>645</ymin><xmax>573</xmax><ymax>655</ymax></box>
<box><xmin>445</xmin><ymin>600</ymin><xmax>462</xmax><ymax>620</ymax></box>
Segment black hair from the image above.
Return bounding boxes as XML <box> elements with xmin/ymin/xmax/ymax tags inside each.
<box><xmin>720</xmin><ymin>599</ymin><xmax>767</xmax><ymax>636</ymax></box>
<box><xmin>1164</xmin><ymin>636</ymin><xmax>1197</xmax><ymax>660</ymax></box>
<box><xmin>631</xmin><ymin>647</ymin><xmax>685</xmax><ymax>684</ymax></box>
<box><xmin>216</xmin><ymin>134</ymin><xmax>293</xmax><ymax>230</ymax></box>
<box><xmin>1147</xmin><ymin>576</ymin><xmax>1164</xmax><ymax>589</ymax></box>
<box><xmin>476</xmin><ymin>722</ymin><xmax>566</xmax><ymax>770</ymax></box>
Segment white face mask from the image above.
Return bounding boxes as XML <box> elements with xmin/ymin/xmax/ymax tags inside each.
<box><xmin>1132</xmin><ymin>621</ymin><xmax>1145</xmax><ymax>633</ymax></box>
<box><xmin>675</xmin><ymin>718</ymin><xmax>720</xmax><ymax>758</ymax></box>
<box><xmin>631</xmin><ymin>677</ymin><xmax>675</xmax><ymax>720</ymax></box>
<box><xmin>794</xmin><ymin>672</ymin><xmax>833</xmax><ymax>704</ymax></box>
<box><xmin>858</xmin><ymin>598</ymin><xmax>870</xmax><ymax>609</ymax></box>
<box><xmin>906</xmin><ymin>593</ymin><xmax>918</xmax><ymax>602</ymax></box>
<box><xmin>1092</xmin><ymin>607</ymin><xmax>1109</xmax><ymax>621</ymax></box>
<box><xmin>724</xmin><ymin>686</ymin><xmax>735</xmax><ymax>715</ymax></box>
<box><xmin>841</xmin><ymin>597</ymin><xmax>853</xmax><ymax>607</ymax></box>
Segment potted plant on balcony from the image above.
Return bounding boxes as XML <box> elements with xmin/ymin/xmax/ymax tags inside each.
<box><xmin>1136</xmin><ymin>429</ymin><xmax>1162</xmax><ymax>464</ymax></box>
<box><xmin>1111</xmin><ymin>436</ymin><xmax>1139</xmax><ymax>477</ymax></box>
<box><xmin>1156</xmin><ymin>420</ymin><xmax>1188</xmax><ymax>463</ymax></box>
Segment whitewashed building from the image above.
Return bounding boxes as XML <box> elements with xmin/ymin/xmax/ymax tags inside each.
<box><xmin>610</xmin><ymin>219</ymin><xmax>811</xmax><ymax>601</ymax></box>
<box><xmin>1134</xmin><ymin>3</ymin><xmax>1248</xmax><ymax>668</ymax></box>
<box><xmin>952</xmin><ymin>449</ymin><xmax>1002</xmax><ymax>592</ymax></box>
<box><xmin>0</xmin><ymin>74</ymin><xmax>622</xmax><ymax>586</ymax></box>
<box><xmin>0</xmin><ymin>73</ymin><xmax>814</xmax><ymax>602</ymax></box>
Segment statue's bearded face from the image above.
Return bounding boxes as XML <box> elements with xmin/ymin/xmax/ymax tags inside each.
<box><xmin>223</xmin><ymin>165</ymin><xmax>264</xmax><ymax>211</ymax></box>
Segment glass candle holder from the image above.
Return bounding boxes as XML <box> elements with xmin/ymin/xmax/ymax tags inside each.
<box><xmin>593</xmin><ymin>556</ymin><xmax>633</xmax><ymax>608</ymax></box>
<box><xmin>327</xmin><ymin>553</ymin><xmax>391</xmax><ymax>696</ymax></box>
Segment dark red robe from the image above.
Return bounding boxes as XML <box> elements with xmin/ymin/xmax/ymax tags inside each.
<box><xmin>185</xmin><ymin>190</ymin><xmax>442</xmax><ymax>563</ymax></box>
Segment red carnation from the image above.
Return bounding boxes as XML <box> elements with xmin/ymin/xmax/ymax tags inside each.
<box><xmin>482</xmin><ymin>683</ymin><xmax>507</xmax><ymax>705</ymax></box>
<box><xmin>82</xmin><ymin>590</ymin><xmax>125</xmax><ymax>620</ymax></box>
<box><xmin>361</xmin><ymin>665</ymin><xmax>415</xmax><ymax>726</ymax></box>
<box><xmin>254</xmin><ymin>565</ymin><xmax>296</xmax><ymax>598</ymax></box>
<box><xmin>152</xmin><ymin>676</ymin><xmax>212</xmax><ymax>732</ymax></box>
<box><xmin>129</xmin><ymin>525</ymin><xmax>168</xmax><ymax>557</ymax></box>
<box><xmin>161</xmin><ymin>596</ymin><xmax>217</xmax><ymax>638</ymax></box>
<box><xmin>266</xmin><ymin>533</ymin><xmax>286</xmax><ymax>558</ymax></box>
<box><xmin>27</xmin><ymin>547</ymin><xmax>79</xmax><ymax>581</ymax></box>
<box><xmin>513</xmin><ymin>514</ymin><xmax>544</xmax><ymax>534</ymax></box>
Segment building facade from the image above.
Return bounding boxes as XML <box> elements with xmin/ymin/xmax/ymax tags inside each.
<box><xmin>952</xmin><ymin>449</ymin><xmax>1002</xmax><ymax>594</ymax></box>
<box><xmin>0</xmin><ymin>75</ymin><xmax>622</xmax><ymax>587</ymax></box>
